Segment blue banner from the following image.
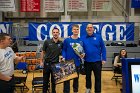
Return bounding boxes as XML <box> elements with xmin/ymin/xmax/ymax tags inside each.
<box><xmin>131</xmin><ymin>0</ymin><xmax>140</xmax><ymax>8</ymax></box>
<box><xmin>29</xmin><ymin>22</ymin><xmax>134</xmax><ymax>41</ymax></box>
<box><xmin>0</xmin><ymin>22</ymin><xmax>13</xmax><ymax>34</ymax></box>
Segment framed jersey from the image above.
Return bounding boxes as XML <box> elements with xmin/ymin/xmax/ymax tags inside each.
<box><xmin>51</xmin><ymin>60</ymin><xmax>78</xmax><ymax>84</ymax></box>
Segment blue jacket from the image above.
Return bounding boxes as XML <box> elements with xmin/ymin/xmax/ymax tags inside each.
<box><xmin>62</xmin><ymin>37</ymin><xmax>83</xmax><ymax>66</ymax></box>
<box><xmin>82</xmin><ymin>33</ymin><xmax>106</xmax><ymax>62</ymax></box>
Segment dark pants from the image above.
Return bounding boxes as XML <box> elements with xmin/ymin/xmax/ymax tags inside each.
<box><xmin>85</xmin><ymin>61</ymin><xmax>102</xmax><ymax>93</ymax></box>
<box><xmin>0</xmin><ymin>76</ymin><xmax>15</xmax><ymax>93</ymax></box>
<box><xmin>43</xmin><ymin>63</ymin><xmax>56</xmax><ymax>93</ymax></box>
<box><xmin>63</xmin><ymin>67</ymin><xmax>80</xmax><ymax>93</ymax></box>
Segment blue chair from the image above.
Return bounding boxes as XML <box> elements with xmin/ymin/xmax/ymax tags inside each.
<box><xmin>32</xmin><ymin>64</ymin><xmax>50</xmax><ymax>93</ymax></box>
<box><xmin>14</xmin><ymin>62</ymin><xmax>29</xmax><ymax>93</ymax></box>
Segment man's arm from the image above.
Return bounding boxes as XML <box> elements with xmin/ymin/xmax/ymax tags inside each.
<box><xmin>100</xmin><ymin>36</ymin><xmax>106</xmax><ymax>62</ymax></box>
<box><xmin>40</xmin><ymin>40</ymin><xmax>47</xmax><ymax>66</ymax></box>
<box><xmin>14</xmin><ymin>56</ymin><xmax>25</xmax><ymax>63</ymax></box>
<box><xmin>40</xmin><ymin>51</ymin><xmax>45</xmax><ymax>66</ymax></box>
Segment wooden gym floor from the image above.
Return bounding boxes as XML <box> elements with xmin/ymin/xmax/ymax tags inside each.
<box><xmin>15</xmin><ymin>71</ymin><xmax>122</xmax><ymax>93</ymax></box>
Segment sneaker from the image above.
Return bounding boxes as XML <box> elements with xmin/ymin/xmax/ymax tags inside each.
<box><xmin>85</xmin><ymin>89</ymin><xmax>91</xmax><ymax>93</ymax></box>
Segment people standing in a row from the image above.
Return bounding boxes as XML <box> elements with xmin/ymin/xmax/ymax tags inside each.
<box><xmin>39</xmin><ymin>23</ymin><xmax>106</xmax><ymax>93</ymax></box>
<box><xmin>82</xmin><ymin>24</ymin><xmax>106</xmax><ymax>93</ymax></box>
<box><xmin>0</xmin><ymin>33</ymin><xmax>25</xmax><ymax>93</ymax></box>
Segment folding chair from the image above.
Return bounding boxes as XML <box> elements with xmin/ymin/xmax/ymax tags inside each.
<box><xmin>32</xmin><ymin>64</ymin><xmax>50</xmax><ymax>93</ymax></box>
<box><xmin>14</xmin><ymin>62</ymin><xmax>29</xmax><ymax>93</ymax></box>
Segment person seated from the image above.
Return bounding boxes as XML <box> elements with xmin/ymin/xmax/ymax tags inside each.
<box><xmin>113</xmin><ymin>49</ymin><xmax>127</xmax><ymax>74</ymax></box>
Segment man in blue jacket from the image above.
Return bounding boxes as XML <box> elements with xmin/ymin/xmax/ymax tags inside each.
<box><xmin>82</xmin><ymin>23</ymin><xmax>106</xmax><ymax>93</ymax></box>
<box><xmin>62</xmin><ymin>24</ymin><xmax>84</xmax><ymax>93</ymax></box>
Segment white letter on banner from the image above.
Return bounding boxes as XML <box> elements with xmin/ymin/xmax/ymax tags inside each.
<box><xmin>49</xmin><ymin>24</ymin><xmax>62</xmax><ymax>38</ymax></box>
<box><xmin>0</xmin><ymin>24</ymin><xmax>9</xmax><ymax>33</ymax></box>
<box><xmin>63</xmin><ymin>24</ymin><xmax>69</xmax><ymax>38</ymax></box>
<box><xmin>93</xmin><ymin>24</ymin><xmax>99</xmax><ymax>33</ymax></box>
<box><xmin>115</xmin><ymin>24</ymin><xmax>126</xmax><ymax>41</ymax></box>
<box><xmin>108</xmin><ymin>33</ymin><xmax>114</xmax><ymax>41</ymax></box>
<box><xmin>37</xmin><ymin>24</ymin><xmax>47</xmax><ymax>41</ymax></box>
<box><xmin>102</xmin><ymin>24</ymin><xmax>113</xmax><ymax>41</ymax></box>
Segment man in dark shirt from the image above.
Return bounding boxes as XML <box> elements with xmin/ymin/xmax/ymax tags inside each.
<box><xmin>40</xmin><ymin>27</ymin><xmax>63</xmax><ymax>93</ymax></box>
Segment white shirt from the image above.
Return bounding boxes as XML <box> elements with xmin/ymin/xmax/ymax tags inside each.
<box><xmin>0</xmin><ymin>47</ymin><xmax>16</xmax><ymax>76</ymax></box>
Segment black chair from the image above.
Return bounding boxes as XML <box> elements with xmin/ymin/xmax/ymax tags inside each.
<box><xmin>32</xmin><ymin>64</ymin><xmax>50</xmax><ymax>93</ymax></box>
<box><xmin>14</xmin><ymin>62</ymin><xmax>29</xmax><ymax>93</ymax></box>
<box><xmin>111</xmin><ymin>53</ymin><xmax>122</xmax><ymax>85</ymax></box>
